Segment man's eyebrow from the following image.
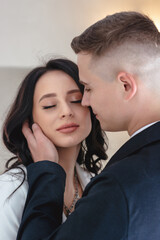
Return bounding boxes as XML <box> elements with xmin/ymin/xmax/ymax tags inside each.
<box><xmin>79</xmin><ymin>80</ymin><xmax>88</xmax><ymax>85</ymax></box>
<box><xmin>39</xmin><ymin>93</ymin><xmax>56</xmax><ymax>102</ymax></box>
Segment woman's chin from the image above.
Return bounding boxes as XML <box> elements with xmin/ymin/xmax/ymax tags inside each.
<box><xmin>55</xmin><ymin>141</ymin><xmax>81</xmax><ymax>149</ymax></box>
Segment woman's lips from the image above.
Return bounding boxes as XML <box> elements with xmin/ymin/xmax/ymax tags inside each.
<box><xmin>56</xmin><ymin>123</ymin><xmax>79</xmax><ymax>133</ymax></box>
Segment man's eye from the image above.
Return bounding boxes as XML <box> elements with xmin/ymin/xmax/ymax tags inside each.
<box><xmin>42</xmin><ymin>105</ymin><xmax>56</xmax><ymax>109</ymax></box>
<box><xmin>85</xmin><ymin>88</ymin><xmax>91</xmax><ymax>92</ymax></box>
<box><xmin>71</xmin><ymin>100</ymin><xmax>82</xmax><ymax>103</ymax></box>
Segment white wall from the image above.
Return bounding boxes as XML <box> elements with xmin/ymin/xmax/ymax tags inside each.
<box><xmin>1</xmin><ymin>0</ymin><xmax>160</xmax><ymax>68</ymax></box>
<box><xmin>0</xmin><ymin>0</ymin><xmax>160</xmax><ymax>172</ymax></box>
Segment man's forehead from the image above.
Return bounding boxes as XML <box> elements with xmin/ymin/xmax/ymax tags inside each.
<box><xmin>77</xmin><ymin>58</ymin><xmax>92</xmax><ymax>85</ymax></box>
<box><xmin>77</xmin><ymin>52</ymin><xmax>105</xmax><ymax>85</ymax></box>
<box><xmin>77</xmin><ymin>52</ymin><xmax>93</xmax><ymax>67</ymax></box>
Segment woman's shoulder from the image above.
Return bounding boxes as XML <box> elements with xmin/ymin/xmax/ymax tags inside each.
<box><xmin>0</xmin><ymin>165</ymin><xmax>27</xmax><ymax>182</ymax></box>
<box><xmin>0</xmin><ymin>165</ymin><xmax>28</xmax><ymax>239</ymax></box>
<box><xmin>0</xmin><ymin>165</ymin><xmax>28</xmax><ymax>204</ymax></box>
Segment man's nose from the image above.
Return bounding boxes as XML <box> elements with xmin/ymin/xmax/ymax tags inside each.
<box><xmin>81</xmin><ymin>92</ymin><xmax>90</xmax><ymax>107</ymax></box>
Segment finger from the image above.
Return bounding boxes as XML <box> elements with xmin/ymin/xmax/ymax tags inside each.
<box><xmin>22</xmin><ymin>121</ymin><xmax>36</xmax><ymax>145</ymax></box>
<box><xmin>32</xmin><ymin>123</ymin><xmax>47</xmax><ymax>142</ymax></box>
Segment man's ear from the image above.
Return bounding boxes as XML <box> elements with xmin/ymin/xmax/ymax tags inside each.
<box><xmin>117</xmin><ymin>72</ymin><xmax>137</xmax><ymax>100</ymax></box>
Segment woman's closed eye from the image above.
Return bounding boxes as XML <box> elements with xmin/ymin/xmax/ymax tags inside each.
<box><xmin>42</xmin><ymin>105</ymin><xmax>56</xmax><ymax>109</ymax></box>
<box><xmin>42</xmin><ymin>99</ymin><xmax>82</xmax><ymax>109</ymax></box>
<box><xmin>71</xmin><ymin>100</ymin><xmax>82</xmax><ymax>103</ymax></box>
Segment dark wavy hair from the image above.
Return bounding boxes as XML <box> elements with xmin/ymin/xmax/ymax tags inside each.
<box><xmin>2</xmin><ymin>59</ymin><xmax>108</xmax><ymax>186</ymax></box>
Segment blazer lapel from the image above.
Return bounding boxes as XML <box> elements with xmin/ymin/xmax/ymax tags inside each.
<box><xmin>105</xmin><ymin>122</ymin><xmax>160</xmax><ymax>168</ymax></box>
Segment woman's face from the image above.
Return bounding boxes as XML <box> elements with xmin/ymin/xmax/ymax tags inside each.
<box><xmin>32</xmin><ymin>70</ymin><xmax>92</xmax><ymax>148</ymax></box>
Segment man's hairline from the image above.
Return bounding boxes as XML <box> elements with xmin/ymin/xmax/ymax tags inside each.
<box><xmin>76</xmin><ymin>41</ymin><xmax>160</xmax><ymax>86</ymax></box>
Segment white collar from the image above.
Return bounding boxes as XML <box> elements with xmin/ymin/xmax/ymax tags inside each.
<box><xmin>75</xmin><ymin>163</ymin><xmax>93</xmax><ymax>190</ymax></box>
<box><xmin>131</xmin><ymin>121</ymin><xmax>159</xmax><ymax>138</ymax></box>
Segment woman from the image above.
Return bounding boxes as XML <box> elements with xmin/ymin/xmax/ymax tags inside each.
<box><xmin>0</xmin><ymin>58</ymin><xmax>107</xmax><ymax>240</ymax></box>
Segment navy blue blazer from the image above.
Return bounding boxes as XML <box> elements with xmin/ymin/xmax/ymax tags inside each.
<box><xmin>17</xmin><ymin>122</ymin><xmax>160</xmax><ymax>240</ymax></box>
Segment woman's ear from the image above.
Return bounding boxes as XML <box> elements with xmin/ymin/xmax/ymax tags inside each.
<box><xmin>117</xmin><ymin>72</ymin><xmax>137</xmax><ymax>100</ymax></box>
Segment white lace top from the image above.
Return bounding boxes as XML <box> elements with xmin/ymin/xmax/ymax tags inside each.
<box><xmin>0</xmin><ymin>163</ymin><xmax>92</xmax><ymax>240</ymax></box>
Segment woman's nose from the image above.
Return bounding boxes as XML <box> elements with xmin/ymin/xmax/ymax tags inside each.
<box><xmin>60</xmin><ymin>104</ymin><xmax>74</xmax><ymax>119</ymax></box>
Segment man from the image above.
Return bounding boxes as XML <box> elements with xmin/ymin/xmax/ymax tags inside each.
<box><xmin>17</xmin><ymin>12</ymin><xmax>160</xmax><ymax>239</ymax></box>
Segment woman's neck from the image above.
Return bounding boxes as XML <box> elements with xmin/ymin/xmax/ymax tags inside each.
<box><xmin>57</xmin><ymin>144</ymin><xmax>80</xmax><ymax>185</ymax></box>
<box><xmin>57</xmin><ymin>145</ymin><xmax>81</xmax><ymax>214</ymax></box>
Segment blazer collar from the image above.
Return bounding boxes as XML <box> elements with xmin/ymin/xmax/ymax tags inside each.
<box><xmin>105</xmin><ymin>121</ymin><xmax>160</xmax><ymax>168</ymax></box>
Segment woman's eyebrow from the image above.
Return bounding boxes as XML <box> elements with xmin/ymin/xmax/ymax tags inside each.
<box><xmin>39</xmin><ymin>89</ymin><xmax>81</xmax><ymax>102</ymax></box>
<box><xmin>39</xmin><ymin>93</ymin><xmax>56</xmax><ymax>102</ymax></box>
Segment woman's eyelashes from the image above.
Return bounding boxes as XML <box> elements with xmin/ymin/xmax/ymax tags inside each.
<box><xmin>42</xmin><ymin>100</ymin><xmax>82</xmax><ymax>109</ymax></box>
<box><xmin>42</xmin><ymin>105</ymin><xmax>56</xmax><ymax>109</ymax></box>
<box><xmin>71</xmin><ymin>100</ymin><xmax>82</xmax><ymax>103</ymax></box>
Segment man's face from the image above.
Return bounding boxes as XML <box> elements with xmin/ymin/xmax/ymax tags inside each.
<box><xmin>77</xmin><ymin>52</ymin><xmax>125</xmax><ymax>131</ymax></box>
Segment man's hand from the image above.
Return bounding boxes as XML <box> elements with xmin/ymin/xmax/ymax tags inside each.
<box><xmin>22</xmin><ymin>121</ymin><xmax>59</xmax><ymax>163</ymax></box>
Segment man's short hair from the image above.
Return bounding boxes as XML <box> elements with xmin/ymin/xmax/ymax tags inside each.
<box><xmin>71</xmin><ymin>11</ymin><xmax>160</xmax><ymax>56</ymax></box>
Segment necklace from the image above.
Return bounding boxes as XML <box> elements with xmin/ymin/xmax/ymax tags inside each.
<box><xmin>64</xmin><ymin>169</ymin><xmax>80</xmax><ymax>217</ymax></box>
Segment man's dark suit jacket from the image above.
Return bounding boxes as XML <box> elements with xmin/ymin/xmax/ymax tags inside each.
<box><xmin>17</xmin><ymin>122</ymin><xmax>160</xmax><ymax>240</ymax></box>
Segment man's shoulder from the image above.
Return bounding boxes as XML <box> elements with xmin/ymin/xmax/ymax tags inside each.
<box><xmin>97</xmin><ymin>142</ymin><xmax>160</xmax><ymax>196</ymax></box>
